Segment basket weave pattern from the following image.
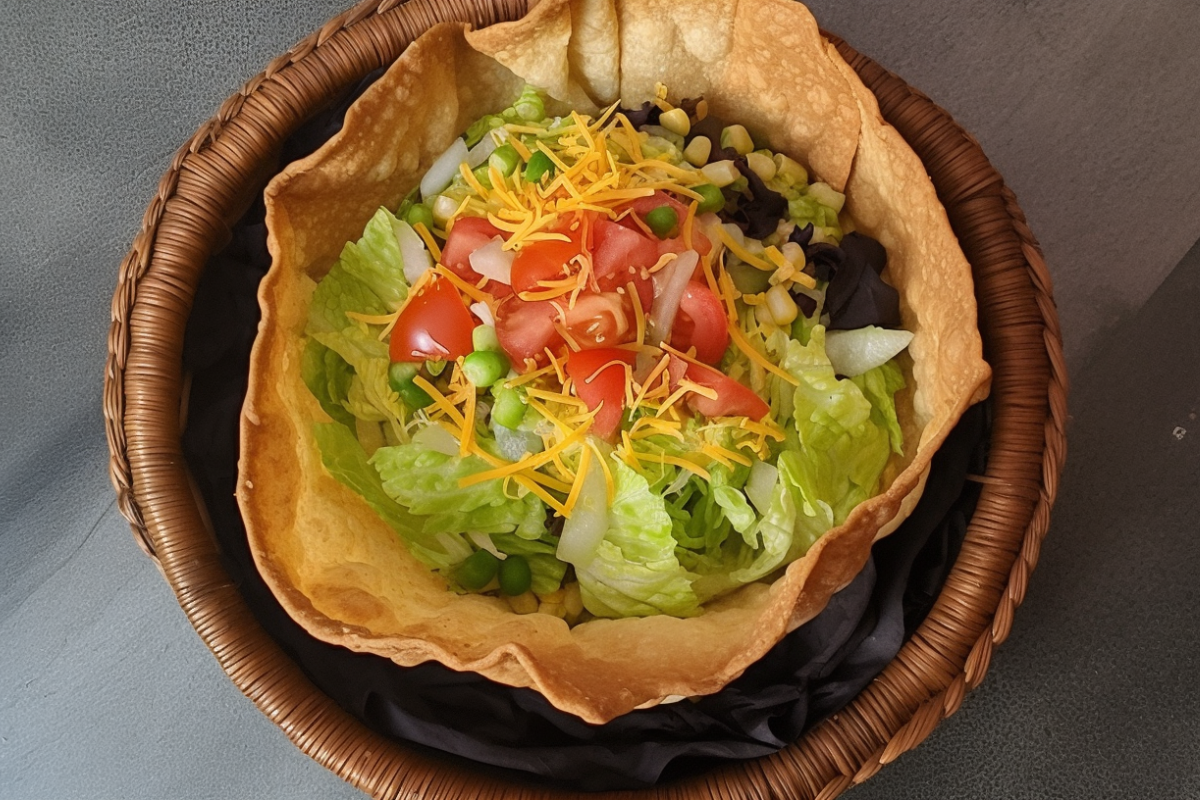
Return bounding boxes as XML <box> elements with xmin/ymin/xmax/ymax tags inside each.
<box><xmin>103</xmin><ymin>3</ymin><xmax>1067</xmax><ymax>797</ymax></box>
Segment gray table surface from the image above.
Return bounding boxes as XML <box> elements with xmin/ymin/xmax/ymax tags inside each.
<box><xmin>3</xmin><ymin>1</ymin><xmax>1199</xmax><ymax>797</ymax></box>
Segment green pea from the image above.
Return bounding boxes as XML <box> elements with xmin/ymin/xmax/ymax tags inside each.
<box><xmin>387</xmin><ymin>362</ymin><xmax>419</xmax><ymax>391</ymax></box>
<box><xmin>694</xmin><ymin>183</ymin><xmax>726</xmax><ymax>214</ymax></box>
<box><xmin>425</xmin><ymin>359</ymin><xmax>448</xmax><ymax>377</ymax></box>
<box><xmin>456</xmin><ymin>549</ymin><xmax>500</xmax><ymax>592</ymax></box>
<box><xmin>645</xmin><ymin>205</ymin><xmax>679</xmax><ymax>239</ymax></box>
<box><xmin>405</xmin><ymin>203</ymin><xmax>434</xmax><ymax>230</ymax></box>
<box><xmin>472</xmin><ymin>324</ymin><xmax>501</xmax><ymax>353</ymax></box>
<box><xmin>523</xmin><ymin>150</ymin><xmax>556</xmax><ymax>183</ymax></box>
<box><xmin>396</xmin><ymin>379</ymin><xmax>433</xmax><ymax>411</ymax></box>
<box><xmin>498</xmin><ymin>555</ymin><xmax>532</xmax><ymax>596</ymax></box>
<box><xmin>489</xmin><ymin>144</ymin><xmax>520</xmax><ymax>177</ymax></box>
<box><xmin>491</xmin><ymin>384</ymin><xmax>526</xmax><ymax>429</ymax></box>
<box><xmin>462</xmin><ymin>350</ymin><xmax>509</xmax><ymax>387</ymax></box>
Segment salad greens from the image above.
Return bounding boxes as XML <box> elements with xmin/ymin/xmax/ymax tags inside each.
<box><xmin>296</xmin><ymin>86</ymin><xmax>911</xmax><ymax>623</ymax></box>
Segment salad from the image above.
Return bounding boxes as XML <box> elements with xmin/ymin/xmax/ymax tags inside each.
<box><xmin>300</xmin><ymin>85</ymin><xmax>914</xmax><ymax>622</ymax></box>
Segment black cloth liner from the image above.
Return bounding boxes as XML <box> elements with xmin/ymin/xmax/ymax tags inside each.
<box><xmin>179</xmin><ymin>71</ymin><xmax>990</xmax><ymax>792</ymax></box>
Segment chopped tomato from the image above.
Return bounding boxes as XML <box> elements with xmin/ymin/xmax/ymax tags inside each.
<box><xmin>494</xmin><ymin>295</ymin><xmax>564</xmax><ymax>370</ymax></box>
<box><xmin>511</xmin><ymin>238</ymin><xmax>582</xmax><ymax>295</ymax></box>
<box><xmin>657</xmin><ymin>233</ymin><xmax>711</xmax><ymax>259</ymax></box>
<box><xmin>591</xmin><ymin>218</ymin><xmax>659</xmax><ymax>279</ymax></box>
<box><xmin>563</xmin><ymin>292</ymin><xmax>634</xmax><ymax>349</ymax></box>
<box><xmin>440</xmin><ymin>216</ymin><xmax>512</xmax><ymax>297</ymax></box>
<box><xmin>669</xmin><ymin>283</ymin><xmax>729</xmax><ymax>364</ymax></box>
<box><xmin>597</xmin><ymin>267</ymin><xmax>653</xmax><ymax>312</ymax></box>
<box><xmin>565</xmin><ymin>347</ymin><xmax>636</xmax><ymax>440</ymax></box>
<box><xmin>590</xmin><ymin>218</ymin><xmax>657</xmax><ymax>310</ymax></box>
<box><xmin>624</xmin><ymin>191</ymin><xmax>712</xmax><ymax>256</ymax></box>
<box><xmin>682</xmin><ymin>361</ymin><xmax>771</xmax><ymax>420</ymax></box>
<box><xmin>389</xmin><ymin>275</ymin><xmax>475</xmax><ymax>362</ymax></box>
<box><xmin>510</xmin><ymin>211</ymin><xmax>602</xmax><ymax>295</ymax></box>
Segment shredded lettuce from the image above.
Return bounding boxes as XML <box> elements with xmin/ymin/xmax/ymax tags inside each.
<box><xmin>311</xmin><ymin>423</ymin><xmax>471</xmax><ymax>569</ymax></box>
<box><xmin>575</xmin><ymin>459</ymin><xmax>700</xmax><ymax>618</ymax></box>
<box><xmin>301</xmin><ymin>339</ymin><xmax>356</xmax><ymax>428</ymax></box>
<box><xmin>297</xmin><ymin>91</ymin><xmax>913</xmax><ymax>620</ymax></box>
<box><xmin>782</xmin><ymin>326</ymin><xmax>897</xmax><ymax>524</ymax></box>
<box><xmin>370</xmin><ymin>442</ymin><xmax>546</xmax><ymax>541</ymax></box>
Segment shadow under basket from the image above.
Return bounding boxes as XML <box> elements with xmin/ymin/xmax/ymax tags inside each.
<box><xmin>103</xmin><ymin>0</ymin><xmax>1068</xmax><ymax>796</ymax></box>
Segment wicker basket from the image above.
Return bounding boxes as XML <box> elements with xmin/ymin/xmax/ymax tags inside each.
<box><xmin>103</xmin><ymin>0</ymin><xmax>1068</xmax><ymax>796</ymax></box>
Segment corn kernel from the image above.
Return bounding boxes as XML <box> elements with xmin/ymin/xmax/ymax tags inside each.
<box><xmin>701</xmin><ymin>159</ymin><xmax>741</xmax><ymax>187</ymax></box>
<box><xmin>683</xmin><ymin>135</ymin><xmax>712</xmax><ymax>166</ymax></box>
<box><xmin>507</xmin><ymin>591</ymin><xmax>538</xmax><ymax>614</ymax></box>
<box><xmin>431</xmin><ymin>194</ymin><xmax>459</xmax><ymax>226</ymax></box>
<box><xmin>754</xmin><ymin>303</ymin><xmax>777</xmax><ymax>328</ymax></box>
<box><xmin>781</xmin><ymin>241</ymin><xmax>806</xmax><ymax>268</ymax></box>
<box><xmin>538</xmin><ymin>602</ymin><xmax>567</xmax><ymax>619</ymax></box>
<box><xmin>563</xmin><ymin>583</ymin><xmax>584</xmax><ymax>618</ymax></box>
<box><xmin>745</xmin><ymin>152</ymin><xmax>777</xmax><ymax>182</ymax></box>
<box><xmin>659</xmin><ymin>107</ymin><xmax>691</xmax><ymax>137</ymax></box>
<box><xmin>766</xmin><ymin>284</ymin><xmax>799</xmax><ymax>325</ymax></box>
<box><xmin>720</xmin><ymin>124</ymin><xmax>754</xmax><ymax>155</ymax></box>
<box><xmin>694</xmin><ymin>98</ymin><xmax>709</xmax><ymax>121</ymax></box>
<box><xmin>773</xmin><ymin>153</ymin><xmax>808</xmax><ymax>185</ymax></box>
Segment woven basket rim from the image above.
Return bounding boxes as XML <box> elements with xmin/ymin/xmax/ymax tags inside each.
<box><xmin>102</xmin><ymin>2</ymin><xmax>1068</xmax><ymax>797</ymax></box>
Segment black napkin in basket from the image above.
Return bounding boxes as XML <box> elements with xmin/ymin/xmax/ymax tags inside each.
<box><xmin>180</xmin><ymin>71</ymin><xmax>988</xmax><ymax>792</ymax></box>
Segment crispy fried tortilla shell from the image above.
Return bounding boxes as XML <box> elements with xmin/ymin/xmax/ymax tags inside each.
<box><xmin>238</xmin><ymin>0</ymin><xmax>990</xmax><ymax>723</ymax></box>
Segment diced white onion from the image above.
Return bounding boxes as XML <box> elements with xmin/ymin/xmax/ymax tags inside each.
<box><xmin>467</xmin><ymin>532</ymin><xmax>507</xmax><ymax>560</ymax></box>
<box><xmin>420</xmin><ymin>138</ymin><xmax>469</xmax><ymax>200</ymax></box>
<box><xmin>746</xmin><ymin>460</ymin><xmax>778</xmax><ymax>514</ymax></box>
<box><xmin>469</xmin><ymin>237</ymin><xmax>515</xmax><ymax>285</ymax></box>
<box><xmin>470</xmin><ymin>301</ymin><xmax>495</xmax><ymax>327</ymax></box>
<box><xmin>393</xmin><ymin>219</ymin><xmax>432</xmax><ymax>284</ymax></box>
<box><xmin>647</xmin><ymin>250</ymin><xmax>699</xmax><ymax>347</ymax></box>
<box><xmin>412</xmin><ymin>423</ymin><xmax>459</xmax><ymax>456</ymax></box>
<box><xmin>435</xmin><ymin>532</ymin><xmax>474</xmax><ymax>563</ymax></box>
<box><xmin>824</xmin><ymin>326</ymin><xmax>914</xmax><ymax>378</ymax></box>
<box><xmin>556</xmin><ymin>454</ymin><xmax>609</xmax><ymax>567</ymax></box>
<box><xmin>466</xmin><ymin>131</ymin><xmax>500</xmax><ymax>169</ymax></box>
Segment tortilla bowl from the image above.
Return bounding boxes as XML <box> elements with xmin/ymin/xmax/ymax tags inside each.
<box><xmin>237</xmin><ymin>0</ymin><xmax>991</xmax><ymax>724</ymax></box>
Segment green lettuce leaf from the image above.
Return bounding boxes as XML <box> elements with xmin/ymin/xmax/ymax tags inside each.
<box><xmin>311</xmin><ymin>423</ymin><xmax>471</xmax><ymax>569</ymax></box>
<box><xmin>781</xmin><ymin>325</ymin><xmax>893</xmax><ymax>525</ymax></box>
<box><xmin>335</xmin><ymin>207</ymin><xmax>410</xmax><ymax>310</ymax></box>
<box><xmin>853</xmin><ymin>359</ymin><xmax>907</xmax><ymax>455</ymax></box>
<box><xmin>575</xmin><ymin>459</ymin><xmax>700</xmax><ymax>618</ymax></box>
<box><xmin>301</xmin><ymin>339</ymin><xmax>356</xmax><ymax>428</ymax></box>
<box><xmin>306</xmin><ymin>230</ymin><xmax>409</xmax><ymax>427</ymax></box>
<box><xmin>369</xmin><ymin>441</ymin><xmax>546</xmax><ymax>541</ymax></box>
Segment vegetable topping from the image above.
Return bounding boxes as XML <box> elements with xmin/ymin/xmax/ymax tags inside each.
<box><xmin>300</xmin><ymin>85</ymin><xmax>914</xmax><ymax>622</ymax></box>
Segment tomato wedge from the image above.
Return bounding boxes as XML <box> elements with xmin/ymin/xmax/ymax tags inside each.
<box><xmin>669</xmin><ymin>283</ymin><xmax>729</xmax><ymax>364</ymax></box>
<box><xmin>389</xmin><ymin>275</ymin><xmax>475</xmax><ymax>362</ymax></box>
<box><xmin>510</xmin><ymin>212</ymin><xmax>602</xmax><ymax>295</ymax></box>
<box><xmin>511</xmin><ymin>238</ymin><xmax>582</xmax><ymax>295</ymax></box>
<box><xmin>494</xmin><ymin>295</ymin><xmax>564</xmax><ymax>370</ymax></box>
<box><xmin>590</xmin><ymin>218</ymin><xmax>657</xmax><ymax>311</ymax></box>
<box><xmin>591</xmin><ymin>218</ymin><xmax>659</xmax><ymax>279</ymax></box>
<box><xmin>440</xmin><ymin>216</ymin><xmax>512</xmax><ymax>297</ymax></box>
<box><xmin>565</xmin><ymin>347</ymin><xmax>636</xmax><ymax>440</ymax></box>
<box><xmin>624</xmin><ymin>191</ymin><xmax>712</xmax><ymax>256</ymax></box>
<box><xmin>563</xmin><ymin>292</ymin><xmax>634</xmax><ymax>349</ymax></box>
<box><xmin>682</xmin><ymin>361</ymin><xmax>771</xmax><ymax>420</ymax></box>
